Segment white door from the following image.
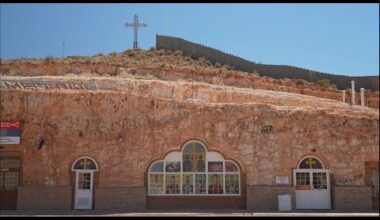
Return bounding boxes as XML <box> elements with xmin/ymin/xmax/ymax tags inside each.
<box><xmin>294</xmin><ymin>169</ymin><xmax>331</xmax><ymax>209</ymax></box>
<box><xmin>74</xmin><ymin>171</ymin><xmax>94</xmax><ymax>210</ymax></box>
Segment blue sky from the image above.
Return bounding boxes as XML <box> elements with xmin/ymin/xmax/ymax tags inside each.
<box><xmin>1</xmin><ymin>3</ymin><xmax>378</xmax><ymax>76</ymax></box>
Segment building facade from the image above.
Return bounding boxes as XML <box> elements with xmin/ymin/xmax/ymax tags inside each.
<box><xmin>0</xmin><ymin>77</ymin><xmax>379</xmax><ymax>212</ymax></box>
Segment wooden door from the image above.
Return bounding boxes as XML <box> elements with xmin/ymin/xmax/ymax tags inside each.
<box><xmin>0</xmin><ymin>158</ymin><xmax>21</xmax><ymax>210</ymax></box>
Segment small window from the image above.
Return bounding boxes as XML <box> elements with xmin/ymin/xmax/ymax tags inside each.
<box><xmin>208</xmin><ymin>162</ymin><xmax>223</xmax><ymax>172</ymax></box>
<box><xmin>73</xmin><ymin>157</ymin><xmax>98</xmax><ymax>171</ymax></box>
<box><xmin>165</xmin><ymin>174</ymin><xmax>180</xmax><ymax>194</ymax></box>
<box><xmin>225</xmin><ymin>161</ymin><xmax>239</xmax><ymax>172</ymax></box>
<box><xmin>165</xmin><ymin>161</ymin><xmax>180</xmax><ymax>172</ymax></box>
<box><xmin>296</xmin><ymin>172</ymin><xmax>311</xmax><ymax>190</ymax></box>
<box><xmin>183</xmin><ymin>142</ymin><xmax>206</xmax><ymax>172</ymax></box>
<box><xmin>299</xmin><ymin>157</ymin><xmax>323</xmax><ymax>169</ymax></box>
<box><xmin>150</xmin><ymin>161</ymin><xmax>164</xmax><ymax>172</ymax></box>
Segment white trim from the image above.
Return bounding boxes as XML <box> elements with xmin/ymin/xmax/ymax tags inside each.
<box><xmin>297</xmin><ymin>156</ymin><xmax>325</xmax><ymax>169</ymax></box>
<box><xmin>71</xmin><ymin>156</ymin><xmax>99</xmax><ymax>171</ymax></box>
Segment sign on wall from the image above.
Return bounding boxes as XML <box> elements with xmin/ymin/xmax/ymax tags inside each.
<box><xmin>276</xmin><ymin>176</ymin><xmax>289</xmax><ymax>184</ymax></box>
<box><xmin>0</xmin><ymin>122</ymin><xmax>21</xmax><ymax>145</ymax></box>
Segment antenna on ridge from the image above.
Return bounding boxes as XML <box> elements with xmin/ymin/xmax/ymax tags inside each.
<box><xmin>62</xmin><ymin>41</ymin><xmax>67</xmax><ymax>59</ymax></box>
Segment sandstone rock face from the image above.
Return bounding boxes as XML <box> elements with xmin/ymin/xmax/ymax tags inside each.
<box><xmin>0</xmin><ymin>76</ymin><xmax>378</xmax><ymax>188</ymax></box>
<box><xmin>1</xmin><ymin>56</ymin><xmax>378</xmax><ymax>109</ymax></box>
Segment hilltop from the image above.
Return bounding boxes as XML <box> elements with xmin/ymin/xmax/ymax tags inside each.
<box><xmin>1</xmin><ymin>48</ymin><xmax>378</xmax><ymax>109</ymax></box>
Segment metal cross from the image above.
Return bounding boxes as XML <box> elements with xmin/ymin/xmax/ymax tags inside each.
<box><xmin>124</xmin><ymin>14</ymin><xmax>147</xmax><ymax>49</ymax></box>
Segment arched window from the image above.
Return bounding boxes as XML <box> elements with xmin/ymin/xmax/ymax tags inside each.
<box><xmin>298</xmin><ymin>156</ymin><xmax>324</xmax><ymax>169</ymax></box>
<box><xmin>148</xmin><ymin>140</ymin><xmax>240</xmax><ymax>196</ymax></box>
<box><xmin>72</xmin><ymin>157</ymin><xmax>98</xmax><ymax>171</ymax></box>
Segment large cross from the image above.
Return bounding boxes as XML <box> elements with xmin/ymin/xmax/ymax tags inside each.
<box><xmin>124</xmin><ymin>14</ymin><xmax>147</xmax><ymax>49</ymax></box>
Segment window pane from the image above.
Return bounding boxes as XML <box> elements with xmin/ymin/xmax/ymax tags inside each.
<box><xmin>4</xmin><ymin>172</ymin><xmax>18</xmax><ymax>190</ymax></box>
<box><xmin>225</xmin><ymin>174</ymin><xmax>239</xmax><ymax>194</ymax></box>
<box><xmin>74</xmin><ymin>158</ymin><xmax>97</xmax><ymax>170</ymax></box>
<box><xmin>165</xmin><ymin>161</ymin><xmax>180</xmax><ymax>172</ymax></box>
<box><xmin>165</xmin><ymin>174</ymin><xmax>180</xmax><ymax>194</ymax></box>
<box><xmin>208</xmin><ymin>162</ymin><xmax>223</xmax><ymax>172</ymax></box>
<box><xmin>150</xmin><ymin>161</ymin><xmax>163</xmax><ymax>172</ymax></box>
<box><xmin>208</xmin><ymin>174</ymin><xmax>224</xmax><ymax>194</ymax></box>
<box><xmin>183</xmin><ymin>142</ymin><xmax>205</xmax><ymax>172</ymax></box>
<box><xmin>149</xmin><ymin>174</ymin><xmax>164</xmax><ymax>195</ymax></box>
<box><xmin>195</xmin><ymin>155</ymin><xmax>205</xmax><ymax>172</ymax></box>
<box><xmin>225</xmin><ymin>161</ymin><xmax>239</xmax><ymax>172</ymax></box>
<box><xmin>183</xmin><ymin>144</ymin><xmax>193</xmax><ymax>153</ymax></box>
<box><xmin>299</xmin><ymin>157</ymin><xmax>323</xmax><ymax>169</ymax></box>
<box><xmin>182</xmin><ymin>155</ymin><xmax>193</xmax><ymax>172</ymax></box>
<box><xmin>78</xmin><ymin>173</ymin><xmax>91</xmax><ymax>190</ymax></box>
<box><xmin>182</xmin><ymin>174</ymin><xmax>194</xmax><ymax>194</ymax></box>
<box><xmin>313</xmin><ymin>172</ymin><xmax>327</xmax><ymax>189</ymax></box>
<box><xmin>0</xmin><ymin>159</ymin><xmax>21</xmax><ymax>169</ymax></box>
<box><xmin>296</xmin><ymin>172</ymin><xmax>311</xmax><ymax>190</ymax></box>
<box><xmin>195</xmin><ymin>174</ymin><xmax>206</xmax><ymax>194</ymax></box>
<box><xmin>194</xmin><ymin>143</ymin><xmax>205</xmax><ymax>153</ymax></box>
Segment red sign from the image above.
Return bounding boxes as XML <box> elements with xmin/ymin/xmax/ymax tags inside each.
<box><xmin>0</xmin><ymin>122</ymin><xmax>20</xmax><ymax>129</ymax></box>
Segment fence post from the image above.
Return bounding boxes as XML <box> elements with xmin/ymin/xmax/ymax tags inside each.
<box><xmin>351</xmin><ymin>80</ymin><xmax>355</xmax><ymax>105</ymax></box>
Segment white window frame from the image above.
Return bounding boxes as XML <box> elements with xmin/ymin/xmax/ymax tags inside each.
<box><xmin>148</xmin><ymin>140</ymin><xmax>241</xmax><ymax>196</ymax></box>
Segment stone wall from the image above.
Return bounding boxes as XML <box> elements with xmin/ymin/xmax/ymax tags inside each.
<box><xmin>94</xmin><ymin>187</ymin><xmax>146</xmax><ymax>211</ymax></box>
<box><xmin>0</xmin><ymin>79</ymin><xmax>377</xmax><ymax>188</ymax></box>
<box><xmin>17</xmin><ymin>185</ymin><xmax>72</xmax><ymax>211</ymax></box>
<box><xmin>332</xmin><ymin>186</ymin><xmax>372</xmax><ymax>211</ymax></box>
<box><xmin>247</xmin><ymin>185</ymin><xmax>296</xmax><ymax>211</ymax></box>
<box><xmin>0</xmin><ymin>76</ymin><xmax>378</xmax><ymax>212</ymax></box>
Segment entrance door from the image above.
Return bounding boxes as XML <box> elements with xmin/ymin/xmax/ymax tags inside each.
<box><xmin>0</xmin><ymin>158</ymin><xmax>21</xmax><ymax>210</ymax></box>
<box><xmin>294</xmin><ymin>169</ymin><xmax>331</xmax><ymax>209</ymax></box>
<box><xmin>74</xmin><ymin>171</ymin><xmax>94</xmax><ymax>210</ymax></box>
<box><xmin>72</xmin><ymin>156</ymin><xmax>98</xmax><ymax>210</ymax></box>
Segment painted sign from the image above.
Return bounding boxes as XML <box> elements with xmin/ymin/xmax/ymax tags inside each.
<box><xmin>0</xmin><ymin>79</ymin><xmax>99</xmax><ymax>91</ymax></box>
<box><xmin>276</xmin><ymin>176</ymin><xmax>289</xmax><ymax>184</ymax></box>
<box><xmin>0</xmin><ymin>122</ymin><xmax>21</xmax><ymax>144</ymax></box>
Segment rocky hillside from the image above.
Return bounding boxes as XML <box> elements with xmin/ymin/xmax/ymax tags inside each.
<box><xmin>1</xmin><ymin>48</ymin><xmax>378</xmax><ymax>108</ymax></box>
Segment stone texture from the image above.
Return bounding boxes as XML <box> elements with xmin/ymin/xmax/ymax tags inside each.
<box><xmin>17</xmin><ymin>185</ymin><xmax>72</xmax><ymax>211</ymax></box>
<box><xmin>333</xmin><ymin>186</ymin><xmax>372</xmax><ymax>211</ymax></box>
<box><xmin>1</xmin><ymin>55</ymin><xmax>378</xmax><ymax>109</ymax></box>
<box><xmin>247</xmin><ymin>185</ymin><xmax>296</xmax><ymax>211</ymax></box>
<box><xmin>0</xmin><ymin>75</ymin><xmax>378</xmax><ymax>212</ymax></box>
<box><xmin>94</xmin><ymin>187</ymin><xmax>146</xmax><ymax>211</ymax></box>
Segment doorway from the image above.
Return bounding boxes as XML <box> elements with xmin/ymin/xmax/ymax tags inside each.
<box><xmin>71</xmin><ymin>157</ymin><xmax>98</xmax><ymax>210</ymax></box>
<box><xmin>293</xmin><ymin>156</ymin><xmax>331</xmax><ymax>209</ymax></box>
<box><xmin>0</xmin><ymin>157</ymin><xmax>21</xmax><ymax>210</ymax></box>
